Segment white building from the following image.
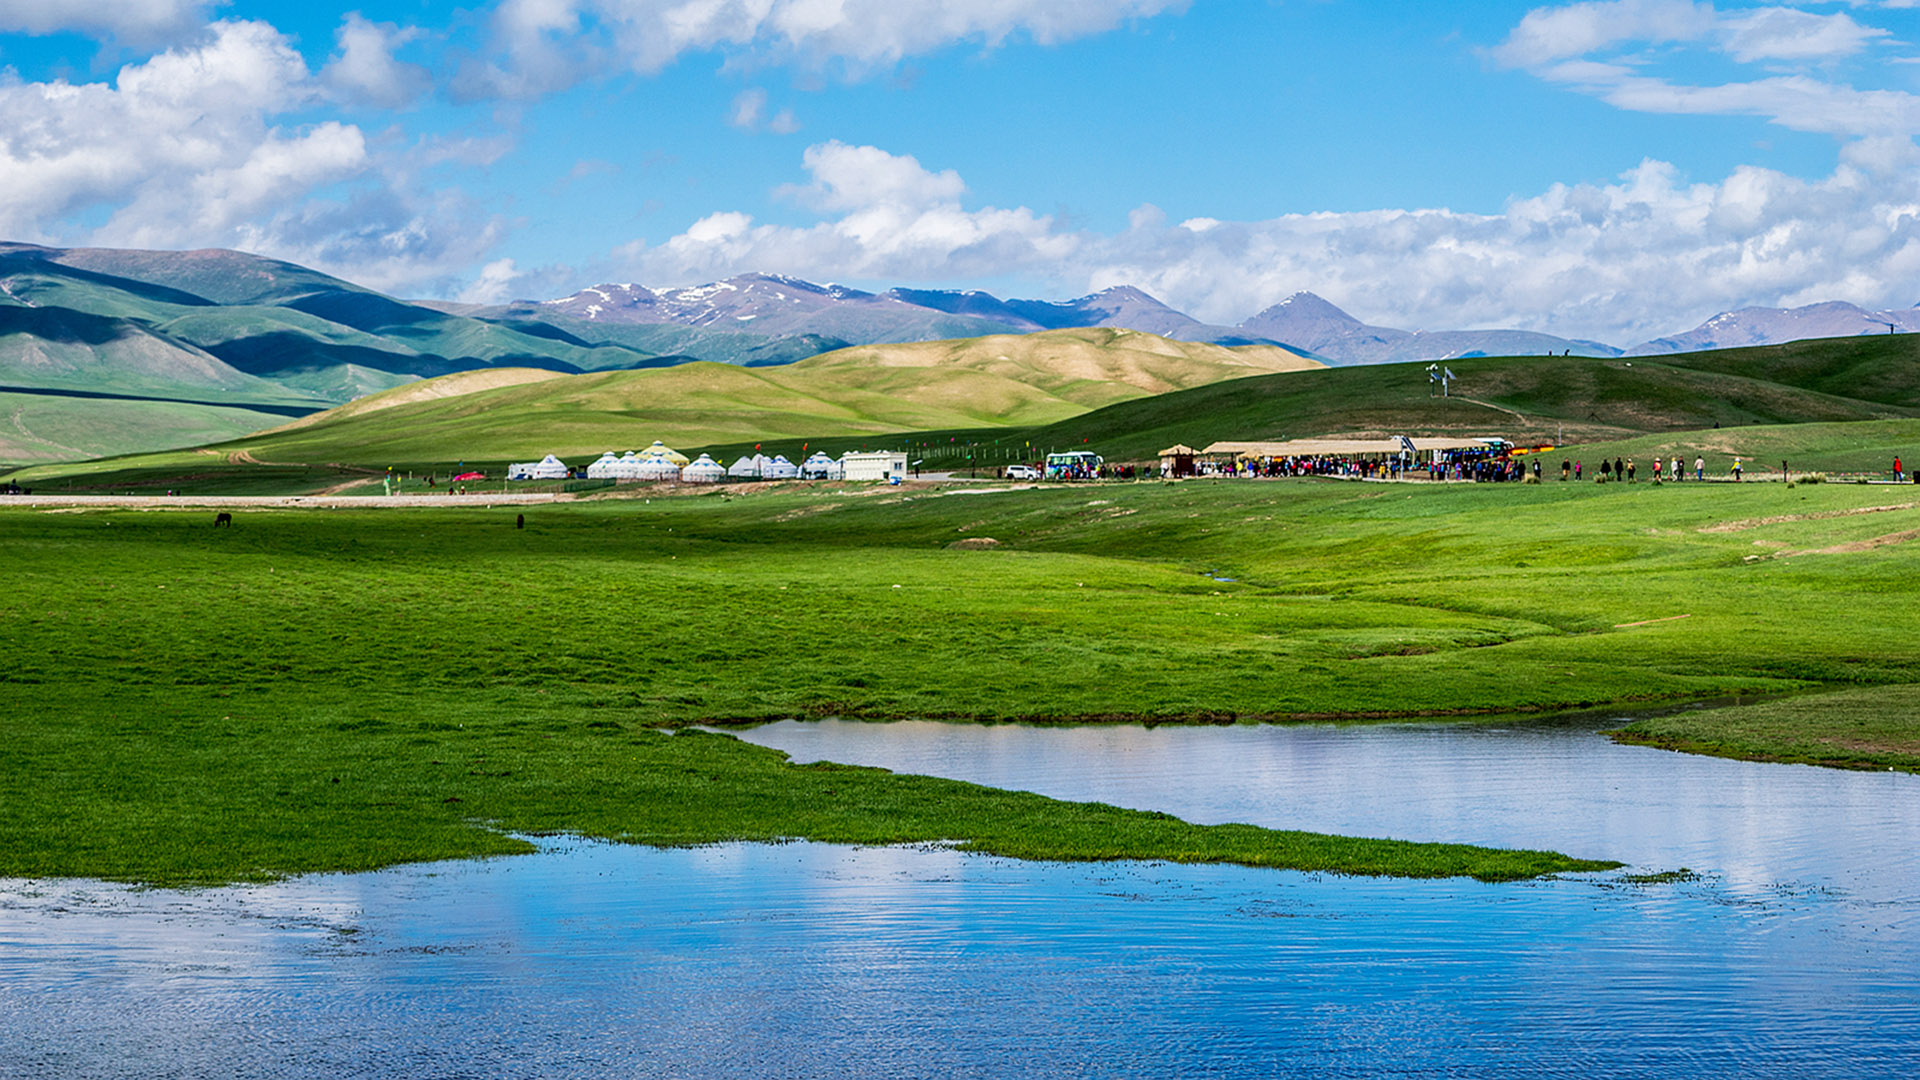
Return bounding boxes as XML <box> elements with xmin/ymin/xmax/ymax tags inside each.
<box><xmin>508</xmin><ymin>454</ymin><xmax>569</xmax><ymax>480</ymax></box>
<box><xmin>841</xmin><ymin>450</ymin><xmax>909</xmax><ymax>482</ymax></box>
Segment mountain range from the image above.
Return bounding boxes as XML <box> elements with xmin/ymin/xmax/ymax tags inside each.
<box><xmin>500</xmin><ymin>274</ymin><xmax>1920</xmax><ymax>367</ymax></box>
<box><xmin>3</xmin><ymin>238</ymin><xmax>1918</xmax><ymax>464</ymax></box>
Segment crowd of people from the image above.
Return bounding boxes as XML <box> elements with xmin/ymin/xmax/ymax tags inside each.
<box><xmin>1218</xmin><ymin>455</ymin><xmax>1411</xmax><ymax>480</ymax></box>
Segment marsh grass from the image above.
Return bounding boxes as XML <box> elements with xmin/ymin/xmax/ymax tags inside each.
<box><xmin>5</xmin><ymin>478</ymin><xmax>1917</xmax><ymax>884</ymax></box>
<box><xmin>1612</xmin><ymin>684</ymin><xmax>1920</xmax><ymax>772</ymax></box>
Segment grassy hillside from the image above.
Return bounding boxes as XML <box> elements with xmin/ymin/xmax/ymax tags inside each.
<box><xmin>0</xmin><ymin>390</ymin><xmax>313</xmax><ymax>470</ymax></box>
<box><xmin>3</xmin><ymin>328</ymin><xmax>1318</xmax><ymax>485</ymax></box>
<box><xmin>1552</xmin><ymin>419</ymin><xmax>1920</xmax><ymax>478</ymax></box>
<box><xmin>885</xmin><ymin>333</ymin><xmax>1920</xmax><ymax>465</ymax></box>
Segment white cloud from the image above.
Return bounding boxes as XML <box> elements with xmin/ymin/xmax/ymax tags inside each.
<box><xmin>610</xmin><ymin>142</ymin><xmax>1920</xmax><ymax>347</ymax></box>
<box><xmin>0</xmin><ymin>19</ymin><xmax>505</xmax><ymax>298</ymax></box>
<box><xmin>1491</xmin><ymin>0</ymin><xmax>1714</xmax><ymax>68</ymax></box>
<box><xmin>322</xmin><ymin>13</ymin><xmax>432</xmax><ymax>109</ymax></box>
<box><xmin>616</xmin><ymin>141</ymin><xmax>1073</xmax><ymax>285</ymax></box>
<box><xmin>1495</xmin><ymin>3</ymin><xmax>1913</xmax><ymax>138</ymax></box>
<box><xmin>459</xmin><ymin>257</ymin><xmax>523</xmax><ymax>304</ymax></box>
<box><xmin>0</xmin><ymin>20</ymin><xmax>326</xmax><ymax>239</ymax></box>
<box><xmin>0</xmin><ymin>0</ymin><xmax>217</xmax><ymax>44</ymax></box>
<box><xmin>729</xmin><ymin>86</ymin><xmax>799</xmax><ymax>132</ymax></box>
<box><xmin>1720</xmin><ymin>8</ymin><xmax>1888</xmax><ymax>63</ymax></box>
<box><xmin>458</xmin><ymin>0</ymin><xmax>1187</xmax><ymax>100</ymax></box>
<box><xmin>777</xmin><ymin>141</ymin><xmax>965</xmax><ymax>211</ymax></box>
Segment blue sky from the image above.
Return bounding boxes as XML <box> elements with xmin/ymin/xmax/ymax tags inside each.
<box><xmin>2</xmin><ymin>1</ymin><xmax>1917</xmax><ymax>344</ymax></box>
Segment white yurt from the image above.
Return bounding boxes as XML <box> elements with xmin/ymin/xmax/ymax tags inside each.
<box><xmin>763</xmin><ymin>455</ymin><xmax>800</xmax><ymax>480</ymax></box>
<box><xmin>601</xmin><ymin>451</ymin><xmax>639</xmax><ymax>479</ymax></box>
<box><xmin>635</xmin><ymin>458</ymin><xmax>682</xmax><ymax>482</ymax></box>
<box><xmin>508</xmin><ymin>454</ymin><xmax>568</xmax><ymax>480</ymax></box>
<box><xmin>727</xmin><ymin>454</ymin><xmax>762</xmax><ymax>479</ymax></box>
<box><xmin>800</xmin><ymin>452</ymin><xmax>843</xmax><ymax>480</ymax></box>
<box><xmin>682</xmin><ymin>453</ymin><xmax>726</xmax><ymax>484</ymax></box>
<box><xmin>584</xmin><ymin>451</ymin><xmax>621</xmax><ymax>479</ymax></box>
<box><xmin>637</xmin><ymin>440</ymin><xmax>691</xmax><ymax>466</ymax></box>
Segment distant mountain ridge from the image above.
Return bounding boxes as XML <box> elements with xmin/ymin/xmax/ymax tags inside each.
<box><xmin>1626</xmin><ymin>300</ymin><xmax>1920</xmax><ymax>355</ymax></box>
<box><xmin>515</xmin><ymin>275</ymin><xmax>1920</xmax><ymax>367</ymax></box>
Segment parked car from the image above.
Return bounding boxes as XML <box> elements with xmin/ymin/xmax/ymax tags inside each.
<box><xmin>1005</xmin><ymin>464</ymin><xmax>1041</xmax><ymax>480</ymax></box>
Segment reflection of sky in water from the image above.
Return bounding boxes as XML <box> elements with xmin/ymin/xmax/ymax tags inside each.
<box><xmin>742</xmin><ymin>717</ymin><xmax>1920</xmax><ymax>901</ymax></box>
<box><xmin>0</xmin><ymin>719</ymin><xmax>1915</xmax><ymax>1078</ymax></box>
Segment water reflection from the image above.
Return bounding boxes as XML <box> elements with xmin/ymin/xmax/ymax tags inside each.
<box><xmin>739</xmin><ymin>716</ymin><xmax>1920</xmax><ymax>902</ymax></box>
<box><xmin>1</xmin><ymin>716</ymin><xmax>1916</xmax><ymax>1078</ymax></box>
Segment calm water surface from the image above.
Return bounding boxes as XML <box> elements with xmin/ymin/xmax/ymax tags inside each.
<box><xmin>3</xmin><ymin>715</ymin><xmax>1915</xmax><ymax>1078</ymax></box>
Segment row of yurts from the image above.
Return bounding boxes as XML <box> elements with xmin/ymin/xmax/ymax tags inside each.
<box><xmin>507</xmin><ymin>442</ymin><xmax>909</xmax><ymax>483</ymax></box>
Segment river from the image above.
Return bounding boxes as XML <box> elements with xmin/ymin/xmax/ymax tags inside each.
<box><xmin>3</xmin><ymin>714</ymin><xmax>1915</xmax><ymax>1077</ymax></box>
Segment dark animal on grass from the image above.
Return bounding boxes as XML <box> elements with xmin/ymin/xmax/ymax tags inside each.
<box><xmin>214</xmin><ymin>512</ymin><xmax>232</xmax><ymax>528</ymax></box>
<box><xmin>516</xmin><ymin>513</ymin><xmax>524</xmax><ymax>529</ymax></box>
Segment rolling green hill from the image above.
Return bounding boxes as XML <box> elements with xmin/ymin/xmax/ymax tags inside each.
<box><xmin>2</xmin><ymin>328</ymin><xmax>1319</xmax><ymax>485</ymax></box>
<box><xmin>0</xmin><ymin>243</ymin><xmax>696</xmax><ymax>463</ymax></box>
<box><xmin>904</xmin><ymin>333</ymin><xmax>1920</xmax><ymax>464</ymax></box>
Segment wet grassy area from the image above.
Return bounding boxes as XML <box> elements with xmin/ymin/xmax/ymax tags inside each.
<box><xmin>4</xmin><ymin>478</ymin><xmax>1915</xmax><ymax>884</ymax></box>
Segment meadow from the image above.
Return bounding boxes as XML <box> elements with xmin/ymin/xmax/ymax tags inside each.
<box><xmin>4</xmin><ymin>475</ymin><xmax>1917</xmax><ymax>885</ymax></box>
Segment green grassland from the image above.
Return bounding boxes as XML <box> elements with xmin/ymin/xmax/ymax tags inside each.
<box><xmin>5</xmin><ymin>477</ymin><xmax>1918</xmax><ymax>884</ymax></box>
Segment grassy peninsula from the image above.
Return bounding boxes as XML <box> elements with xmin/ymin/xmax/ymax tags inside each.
<box><xmin>6</xmin><ymin>476</ymin><xmax>1918</xmax><ymax>885</ymax></box>
<box><xmin>1613</xmin><ymin>684</ymin><xmax>1920</xmax><ymax>771</ymax></box>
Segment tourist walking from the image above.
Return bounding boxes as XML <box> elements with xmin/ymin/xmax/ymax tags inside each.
<box><xmin>1652</xmin><ymin>458</ymin><xmax>1662</xmax><ymax>482</ymax></box>
<box><xmin>1561</xmin><ymin>459</ymin><xmax>1570</xmax><ymax>481</ymax></box>
<box><xmin>1695</xmin><ymin>456</ymin><xmax>1705</xmax><ymax>481</ymax></box>
<box><xmin>1897</xmin><ymin>456</ymin><xmax>1905</xmax><ymax>482</ymax></box>
<box><xmin>1614</xmin><ymin>457</ymin><xmax>1624</xmax><ymax>482</ymax></box>
<box><xmin>1627</xmin><ymin>458</ymin><xmax>1636</xmax><ymax>482</ymax></box>
<box><xmin>1600</xmin><ymin>459</ymin><xmax>1612</xmax><ymax>482</ymax></box>
<box><xmin>1574</xmin><ymin>460</ymin><xmax>1582</xmax><ymax>480</ymax></box>
<box><xmin>1732</xmin><ymin>458</ymin><xmax>1743</xmax><ymax>481</ymax></box>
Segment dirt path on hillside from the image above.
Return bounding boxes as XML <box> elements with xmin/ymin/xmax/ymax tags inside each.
<box><xmin>1786</xmin><ymin>527</ymin><xmax>1920</xmax><ymax>556</ymax></box>
<box><xmin>1700</xmin><ymin>503</ymin><xmax>1916</xmax><ymax>533</ymax></box>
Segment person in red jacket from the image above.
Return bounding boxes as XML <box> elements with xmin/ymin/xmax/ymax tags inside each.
<box><xmin>1897</xmin><ymin>456</ymin><xmax>1905</xmax><ymax>482</ymax></box>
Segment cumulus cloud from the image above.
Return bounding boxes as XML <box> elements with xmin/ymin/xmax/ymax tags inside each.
<box><xmin>459</xmin><ymin>257</ymin><xmax>524</xmax><ymax>304</ymax></box>
<box><xmin>0</xmin><ymin>0</ymin><xmax>218</xmax><ymax>44</ymax></box>
<box><xmin>0</xmin><ymin>20</ymin><xmax>329</xmax><ymax>242</ymax></box>
<box><xmin>457</xmin><ymin>0</ymin><xmax>1186</xmax><ymax>100</ymax></box>
<box><xmin>614</xmin><ymin>141</ymin><xmax>1073</xmax><ymax>285</ymax></box>
<box><xmin>322</xmin><ymin>13</ymin><xmax>433</xmax><ymax>109</ymax></box>
<box><xmin>0</xmin><ymin>19</ymin><xmax>504</xmax><ymax>297</ymax></box>
<box><xmin>1088</xmin><ymin>155</ymin><xmax>1920</xmax><ymax>343</ymax></box>
<box><xmin>610</xmin><ymin>141</ymin><xmax>1920</xmax><ymax>347</ymax></box>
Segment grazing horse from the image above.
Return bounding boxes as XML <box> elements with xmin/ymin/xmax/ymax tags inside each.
<box><xmin>214</xmin><ymin>512</ymin><xmax>232</xmax><ymax>527</ymax></box>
